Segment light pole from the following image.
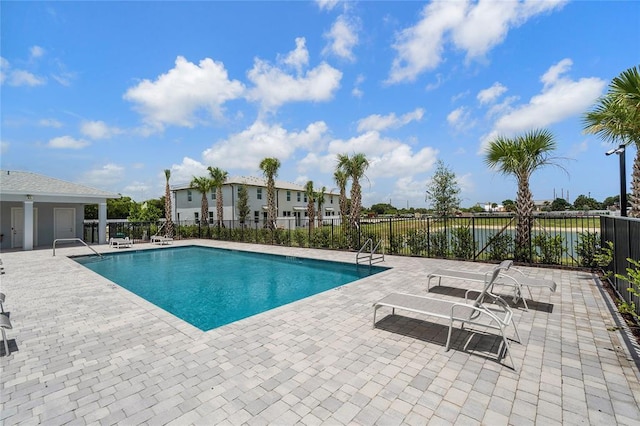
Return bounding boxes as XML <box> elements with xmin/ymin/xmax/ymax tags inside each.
<box><xmin>605</xmin><ymin>143</ymin><xmax>629</xmax><ymax>217</ymax></box>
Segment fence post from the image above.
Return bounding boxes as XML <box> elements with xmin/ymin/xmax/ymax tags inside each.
<box><xmin>472</xmin><ymin>216</ymin><xmax>477</xmax><ymax>261</ymax></box>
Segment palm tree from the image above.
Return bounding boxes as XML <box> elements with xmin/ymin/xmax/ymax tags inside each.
<box><xmin>208</xmin><ymin>166</ymin><xmax>228</xmax><ymax>227</ymax></box>
<box><xmin>190</xmin><ymin>176</ymin><xmax>214</xmax><ymax>227</ymax></box>
<box><xmin>337</xmin><ymin>153</ymin><xmax>369</xmax><ymax>228</ymax></box>
<box><xmin>305</xmin><ymin>180</ymin><xmax>316</xmax><ymax>232</ymax></box>
<box><xmin>163</xmin><ymin>169</ymin><xmax>174</xmax><ymax>237</ymax></box>
<box><xmin>259</xmin><ymin>157</ymin><xmax>281</xmax><ymax>229</ymax></box>
<box><xmin>333</xmin><ymin>169</ymin><xmax>349</xmax><ymax>227</ymax></box>
<box><xmin>316</xmin><ymin>186</ymin><xmax>326</xmax><ymax>228</ymax></box>
<box><xmin>584</xmin><ymin>66</ymin><xmax>640</xmax><ymax>217</ymax></box>
<box><xmin>485</xmin><ymin>129</ymin><xmax>564</xmax><ymax>261</ymax></box>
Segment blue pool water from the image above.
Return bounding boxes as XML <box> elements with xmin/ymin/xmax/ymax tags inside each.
<box><xmin>74</xmin><ymin>246</ymin><xmax>388</xmax><ymax>331</ymax></box>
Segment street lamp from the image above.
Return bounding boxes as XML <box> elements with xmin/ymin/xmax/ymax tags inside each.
<box><xmin>605</xmin><ymin>143</ymin><xmax>630</xmax><ymax>217</ymax></box>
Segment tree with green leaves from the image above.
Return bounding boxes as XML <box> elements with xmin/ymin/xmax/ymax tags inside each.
<box><xmin>208</xmin><ymin>166</ymin><xmax>228</xmax><ymax>227</ymax></box>
<box><xmin>164</xmin><ymin>169</ymin><xmax>174</xmax><ymax>237</ymax></box>
<box><xmin>573</xmin><ymin>194</ymin><xmax>601</xmax><ymax>210</ymax></box>
<box><xmin>502</xmin><ymin>199</ymin><xmax>516</xmax><ymax>212</ymax></box>
<box><xmin>316</xmin><ymin>186</ymin><xmax>326</xmax><ymax>228</ymax></box>
<box><xmin>237</xmin><ymin>184</ymin><xmax>250</xmax><ymax>225</ymax></box>
<box><xmin>128</xmin><ymin>201</ymin><xmax>162</xmax><ymax>222</ymax></box>
<box><xmin>259</xmin><ymin>157</ymin><xmax>281</xmax><ymax>229</ymax></box>
<box><xmin>550</xmin><ymin>197</ymin><xmax>572</xmax><ymax>211</ymax></box>
<box><xmin>425</xmin><ymin>160</ymin><xmax>461</xmax><ymax>217</ymax></box>
<box><xmin>485</xmin><ymin>129</ymin><xmax>565</xmax><ymax>261</ymax></box>
<box><xmin>336</xmin><ymin>153</ymin><xmax>369</xmax><ymax>228</ymax></box>
<box><xmin>190</xmin><ymin>176</ymin><xmax>214</xmax><ymax>225</ymax></box>
<box><xmin>584</xmin><ymin>66</ymin><xmax>640</xmax><ymax>217</ymax></box>
<box><xmin>333</xmin><ymin>169</ymin><xmax>349</xmax><ymax>226</ymax></box>
<box><xmin>305</xmin><ymin>180</ymin><xmax>316</xmax><ymax>232</ymax></box>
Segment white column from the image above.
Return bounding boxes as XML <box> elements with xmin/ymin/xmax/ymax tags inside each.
<box><xmin>98</xmin><ymin>202</ymin><xmax>107</xmax><ymax>244</ymax></box>
<box><xmin>23</xmin><ymin>200</ymin><xmax>34</xmax><ymax>250</ymax></box>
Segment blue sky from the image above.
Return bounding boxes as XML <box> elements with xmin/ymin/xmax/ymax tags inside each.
<box><xmin>2</xmin><ymin>1</ymin><xmax>639</xmax><ymax>208</ymax></box>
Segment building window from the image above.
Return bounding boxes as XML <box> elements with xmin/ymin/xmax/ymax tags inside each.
<box><xmin>208</xmin><ymin>211</ymin><xmax>214</xmax><ymax>224</ymax></box>
<box><xmin>287</xmin><ymin>191</ymin><xmax>291</xmax><ymax>201</ymax></box>
<box><xmin>254</xmin><ymin>211</ymin><xmax>259</xmax><ymax>222</ymax></box>
<box><xmin>194</xmin><ymin>212</ymin><xmax>199</xmax><ymax>222</ymax></box>
<box><xmin>304</xmin><ymin>194</ymin><xmax>307</xmax><ymax>203</ymax></box>
<box><xmin>257</xmin><ymin>188</ymin><xmax>262</xmax><ymax>200</ymax></box>
<box><xmin>187</xmin><ymin>190</ymin><xmax>192</xmax><ymax>202</ymax></box>
<box><xmin>330</xmin><ymin>196</ymin><xmax>333</xmax><ymax>204</ymax></box>
<box><xmin>297</xmin><ymin>192</ymin><xmax>301</xmax><ymax>202</ymax></box>
<box><xmin>211</xmin><ymin>191</ymin><xmax>216</xmax><ymax>200</ymax></box>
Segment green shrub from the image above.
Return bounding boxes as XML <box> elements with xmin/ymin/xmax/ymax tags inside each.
<box><xmin>575</xmin><ymin>231</ymin><xmax>600</xmax><ymax>267</ymax></box>
<box><xmin>388</xmin><ymin>233</ymin><xmax>404</xmax><ymax>255</ymax></box>
<box><xmin>451</xmin><ymin>226</ymin><xmax>475</xmax><ymax>260</ymax></box>
<box><xmin>532</xmin><ymin>232</ymin><xmax>564</xmax><ymax>265</ymax></box>
<box><xmin>616</xmin><ymin>258</ymin><xmax>640</xmax><ymax>320</ymax></box>
<box><xmin>293</xmin><ymin>229</ymin><xmax>307</xmax><ymax>247</ymax></box>
<box><xmin>486</xmin><ymin>233</ymin><xmax>514</xmax><ymax>261</ymax></box>
<box><xmin>429</xmin><ymin>231</ymin><xmax>448</xmax><ymax>258</ymax></box>
<box><xmin>405</xmin><ymin>229</ymin><xmax>428</xmax><ymax>255</ymax></box>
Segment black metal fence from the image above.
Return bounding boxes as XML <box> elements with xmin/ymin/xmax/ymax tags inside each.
<box><xmin>600</xmin><ymin>216</ymin><xmax>640</xmax><ymax>317</ymax></box>
<box><xmin>91</xmin><ymin>214</ymin><xmax>607</xmax><ymax>268</ymax></box>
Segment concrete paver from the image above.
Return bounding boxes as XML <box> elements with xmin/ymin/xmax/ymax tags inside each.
<box><xmin>1</xmin><ymin>239</ymin><xmax>639</xmax><ymax>424</ymax></box>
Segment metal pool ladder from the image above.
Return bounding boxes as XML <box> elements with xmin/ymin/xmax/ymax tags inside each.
<box><xmin>356</xmin><ymin>238</ymin><xmax>384</xmax><ymax>266</ymax></box>
<box><xmin>53</xmin><ymin>238</ymin><xmax>103</xmax><ymax>258</ymax></box>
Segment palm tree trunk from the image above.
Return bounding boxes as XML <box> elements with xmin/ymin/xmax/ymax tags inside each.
<box><xmin>307</xmin><ymin>202</ymin><xmax>315</xmax><ymax>233</ymax></box>
<box><xmin>201</xmin><ymin>194</ymin><xmax>209</xmax><ymax>228</ymax></box>
<box><xmin>350</xmin><ymin>179</ymin><xmax>361</xmax><ymax>228</ymax></box>
<box><xmin>216</xmin><ymin>187</ymin><xmax>223</xmax><ymax>227</ymax></box>
<box><xmin>164</xmin><ymin>184</ymin><xmax>173</xmax><ymax>237</ymax></box>
<box><xmin>516</xmin><ymin>178</ymin><xmax>534</xmax><ymax>262</ymax></box>
<box><xmin>629</xmin><ymin>147</ymin><xmax>640</xmax><ymax>217</ymax></box>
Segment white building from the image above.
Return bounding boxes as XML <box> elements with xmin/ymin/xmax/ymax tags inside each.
<box><xmin>172</xmin><ymin>176</ymin><xmax>343</xmax><ymax>228</ymax></box>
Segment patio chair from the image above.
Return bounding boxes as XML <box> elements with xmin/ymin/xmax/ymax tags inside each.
<box><xmin>150</xmin><ymin>235</ymin><xmax>173</xmax><ymax>245</ymax></box>
<box><xmin>374</xmin><ymin>263</ymin><xmax>521</xmax><ymax>369</ymax></box>
<box><xmin>427</xmin><ymin>260</ymin><xmax>556</xmax><ymax>310</ymax></box>
<box><xmin>109</xmin><ymin>237</ymin><xmax>133</xmax><ymax>248</ymax></box>
<box><xmin>1</xmin><ymin>313</ymin><xmax>12</xmax><ymax>356</ymax></box>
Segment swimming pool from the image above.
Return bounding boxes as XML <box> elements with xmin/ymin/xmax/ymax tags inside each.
<box><xmin>74</xmin><ymin>246</ymin><xmax>388</xmax><ymax>331</ymax></box>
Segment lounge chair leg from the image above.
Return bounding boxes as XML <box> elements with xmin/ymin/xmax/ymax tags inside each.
<box><xmin>1</xmin><ymin>329</ymin><xmax>8</xmax><ymax>356</ymax></box>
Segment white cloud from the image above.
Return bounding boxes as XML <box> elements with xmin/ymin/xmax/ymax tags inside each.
<box><xmin>122</xmin><ymin>181</ymin><xmax>151</xmax><ymax>201</ymax></box>
<box><xmin>477</xmin><ymin>82</ymin><xmax>508</xmax><ymax>104</ymax></box>
<box><xmin>6</xmin><ymin>69</ymin><xmax>46</xmax><ymax>87</ymax></box>
<box><xmin>479</xmin><ymin>59</ymin><xmax>606</xmax><ymax>151</ymax></box>
<box><xmin>170</xmin><ymin>157</ymin><xmax>209</xmax><ymax>185</ymax></box>
<box><xmin>80</xmin><ymin>120</ymin><xmax>121</xmax><ymax>139</ymax></box>
<box><xmin>447</xmin><ymin>106</ymin><xmax>475</xmax><ymax>132</ymax></box>
<box><xmin>1</xmin><ymin>140</ymin><xmax>8</xmax><ymax>154</ymax></box>
<box><xmin>47</xmin><ymin>135</ymin><xmax>89</xmax><ymax>149</ymax></box>
<box><xmin>389</xmin><ymin>1</ymin><xmax>466</xmax><ymax>83</ymax></box>
<box><xmin>352</xmin><ymin>74</ymin><xmax>365</xmax><ymax>98</ymax></box>
<box><xmin>389</xmin><ymin>0</ymin><xmax>567</xmax><ymax>83</ymax></box>
<box><xmin>30</xmin><ymin>46</ymin><xmax>45</xmax><ymax>59</ymax></box>
<box><xmin>38</xmin><ymin>118</ymin><xmax>63</xmax><ymax>128</ymax></box>
<box><xmin>124</xmin><ymin>56</ymin><xmax>244</xmax><ymax>131</ymax></box>
<box><xmin>299</xmin><ymin>130</ymin><xmax>439</xmax><ymax>179</ymax></box>
<box><xmin>81</xmin><ymin>164</ymin><xmax>125</xmax><ymax>189</ymax></box>
<box><xmin>316</xmin><ymin>0</ymin><xmax>340</xmax><ymax>11</ymax></box>
<box><xmin>357</xmin><ymin>108</ymin><xmax>425</xmax><ymax>133</ymax></box>
<box><xmin>247</xmin><ymin>41</ymin><xmax>342</xmax><ymax>111</ymax></box>
<box><xmin>323</xmin><ymin>14</ymin><xmax>359</xmax><ymax>61</ymax></box>
<box><xmin>282</xmin><ymin>37</ymin><xmax>309</xmax><ymax>74</ymax></box>
<box><xmin>203</xmin><ymin>120</ymin><xmax>328</xmax><ymax>170</ymax></box>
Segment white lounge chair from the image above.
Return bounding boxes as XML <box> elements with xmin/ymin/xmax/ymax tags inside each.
<box><xmin>0</xmin><ymin>292</ymin><xmax>5</xmax><ymax>313</ymax></box>
<box><xmin>374</xmin><ymin>264</ymin><xmax>521</xmax><ymax>369</ymax></box>
<box><xmin>427</xmin><ymin>260</ymin><xmax>556</xmax><ymax>310</ymax></box>
<box><xmin>151</xmin><ymin>235</ymin><xmax>173</xmax><ymax>245</ymax></box>
<box><xmin>1</xmin><ymin>314</ymin><xmax>12</xmax><ymax>356</ymax></box>
<box><xmin>109</xmin><ymin>237</ymin><xmax>133</xmax><ymax>248</ymax></box>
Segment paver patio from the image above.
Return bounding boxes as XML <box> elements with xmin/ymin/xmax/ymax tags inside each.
<box><xmin>1</xmin><ymin>240</ymin><xmax>639</xmax><ymax>425</ymax></box>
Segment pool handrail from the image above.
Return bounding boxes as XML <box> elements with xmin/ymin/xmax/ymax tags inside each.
<box><xmin>53</xmin><ymin>238</ymin><xmax>103</xmax><ymax>258</ymax></box>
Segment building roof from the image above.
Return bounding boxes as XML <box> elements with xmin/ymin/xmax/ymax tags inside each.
<box><xmin>0</xmin><ymin>170</ymin><xmax>120</xmax><ymax>199</ymax></box>
<box><xmin>172</xmin><ymin>176</ymin><xmax>316</xmax><ymax>192</ymax></box>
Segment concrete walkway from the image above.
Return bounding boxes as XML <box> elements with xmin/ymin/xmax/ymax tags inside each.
<box><xmin>1</xmin><ymin>240</ymin><xmax>639</xmax><ymax>425</ymax></box>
